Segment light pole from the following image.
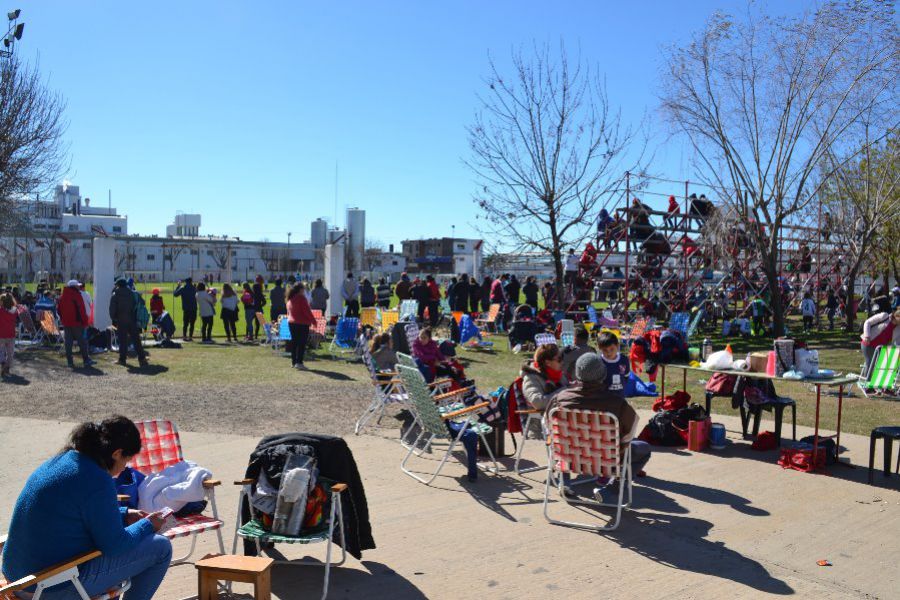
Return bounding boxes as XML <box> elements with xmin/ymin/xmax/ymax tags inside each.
<box><xmin>1</xmin><ymin>10</ymin><xmax>24</xmax><ymax>61</ymax></box>
<box><xmin>287</xmin><ymin>232</ymin><xmax>292</xmax><ymax>276</ymax></box>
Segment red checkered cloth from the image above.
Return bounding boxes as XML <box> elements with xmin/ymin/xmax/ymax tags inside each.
<box><xmin>131</xmin><ymin>420</ymin><xmax>184</xmax><ymax>475</ymax></box>
<box><xmin>549</xmin><ymin>409</ymin><xmax>621</xmax><ymax>478</ymax></box>
<box><xmin>162</xmin><ymin>513</ymin><xmax>224</xmax><ymax>539</ymax></box>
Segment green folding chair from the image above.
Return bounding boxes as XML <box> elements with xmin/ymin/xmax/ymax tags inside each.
<box><xmin>859</xmin><ymin>345</ymin><xmax>900</xmax><ymax>397</ymax></box>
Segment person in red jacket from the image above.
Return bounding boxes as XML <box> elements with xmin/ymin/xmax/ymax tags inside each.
<box><xmin>664</xmin><ymin>194</ymin><xmax>679</xmax><ymax>228</ymax></box>
<box><xmin>0</xmin><ymin>292</ymin><xmax>18</xmax><ymax>377</ymax></box>
<box><xmin>58</xmin><ymin>280</ymin><xmax>95</xmax><ymax>368</ymax></box>
<box><xmin>425</xmin><ymin>275</ymin><xmax>441</xmax><ymax>327</ymax></box>
<box><xmin>149</xmin><ymin>288</ymin><xmax>165</xmax><ymax>321</ymax></box>
<box><xmin>286</xmin><ymin>281</ymin><xmax>315</xmax><ymax>370</ymax></box>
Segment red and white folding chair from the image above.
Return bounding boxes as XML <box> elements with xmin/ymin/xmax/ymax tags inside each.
<box><xmin>543</xmin><ymin>407</ymin><xmax>632</xmax><ymax>531</ymax></box>
<box><xmin>130</xmin><ymin>420</ymin><xmax>225</xmax><ymax>564</ymax></box>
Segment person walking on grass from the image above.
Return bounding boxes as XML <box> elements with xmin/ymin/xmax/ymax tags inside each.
<box><xmin>109</xmin><ymin>278</ymin><xmax>148</xmax><ymax>368</ymax></box>
<box><xmin>173</xmin><ymin>277</ymin><xmax>197</xmax><ymax>341</ymax></box>
<box><xmin>287</xmin><ymin>281</ymin><xmax>315</xmax><ymax>370</ymax></box>
<box><xmin>800</xmin><ymin>292</ymin><xmax>817</xmax><ymax>333</ymax></box>
<box><xmin>251</xmin><ymin>282</ymin><xmax>266</xmax><ymax>339</ymax></box>
<box><xmin>220</xmin><ymin>283</ymin><xmax>239</xmax><ymax>342</ymax></box>
<box><xmin>196</xmin><ymin>282</ymin><xmax>217</xmax><ymax>343</ymax></box>
<box><xmin>59</xmin><ymin>280</ymin><xmax>96</xmax><ymax>369</ymax></box>
<box><xmin>376</xmin><ymin>278</ymin><xmax>392</xmax><ymax>310</ymax></box>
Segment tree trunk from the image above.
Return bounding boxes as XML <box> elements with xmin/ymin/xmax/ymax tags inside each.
<box><xmin>763</xmin><ymin>260</ymin><xmax>786</xmax><ymax>337</ymax></box>
<box><xmin>845</xmin><ymin>268</ymin><xmax>859</xmax><ymax>331</ymax></box>
<box><xmin>552</xmin><ymin>250</ymin><xmax>564</xmax><ymax>310</ymax></box>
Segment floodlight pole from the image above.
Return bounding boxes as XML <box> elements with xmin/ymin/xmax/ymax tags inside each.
<box><xmin>0</xmin><ymin>10</ymin><xmax>23</xmax><ymax>61</ymax></box>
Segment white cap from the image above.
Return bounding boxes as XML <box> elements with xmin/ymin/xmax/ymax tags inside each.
<box><xmin>66</xmin><ymin>279</ymin><xmax>80</xmax><ymax>287</ymax></box>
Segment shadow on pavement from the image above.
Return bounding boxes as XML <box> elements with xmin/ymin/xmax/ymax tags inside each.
<box><xmin>640</xmin><ymin>476</ymin><xmax>769</xmax><ymax>516</ymax></box>
<box><xmin>125</xmin><ymin>363</ymin><xmax>169</xmax><ymax>376</ymax></box>
<box><xmin>1</xmin><ymin>374</ymin><xmax>30</xmax><ymax>385</ymax></box>
<box><xmin>607</xmin><ymin>511</ymin><xmax>794</xmax><ymax>595</ymax></box>
<box><xmin>270</xmin><ymin>560</ymin><xmax>428</xmax><ymax>599</ymax></box>
<box><xmin>307</xmin><ymin>368</ymin><xmax>353</xmax><ymax>381</ymax></box>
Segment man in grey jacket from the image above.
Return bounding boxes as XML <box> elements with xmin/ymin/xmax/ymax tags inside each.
<box><xmin>109</xmin><ymin>278</ymin><xmax>148</xmax><ymax>367</ymax></box>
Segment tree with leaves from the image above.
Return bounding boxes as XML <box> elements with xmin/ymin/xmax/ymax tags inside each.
<box><xmin>466</xmin><ymin>43</ymin><xmax>641</xmax><ymax>307</ymax></box>
<box><xmin>662</xmin><ymin>1</ymin><xmax>898</xmax><ymax>336</ymax></box>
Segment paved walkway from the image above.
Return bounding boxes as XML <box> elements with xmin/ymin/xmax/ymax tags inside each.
<box><xmin>1</xmin><ymin>413</ymin><xmax>898</xmax><ymax>599</ymax></box>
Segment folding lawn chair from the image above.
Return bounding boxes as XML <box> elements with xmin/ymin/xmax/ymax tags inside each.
<box><xmin>397</xmin><ymin>365</ymin><xmax>498</xmax><ymax>485</ymax></box>
<box><xmin>586</xmin><ymin>305</ymin><xmax>599</xmax><ymax>326</ymax></box>
<box><xmin>535</xmin><ymin>333</ymin><xmax>557</xmax><ymax>347</ymax></box>
<box><xmin>474</xmin><ymin>303</ymin><xmax>501</xmax><ymax>333</ymax></box>
<box><xmin>380</xmin><ymin>309</ymin><xmax>399</xmax><ymax>330</ymax></box>
<box><xmin>396</xmin><ymin>352</ymin><xmax>452</xmax><ymax>395</ymax></box>
<box><xmin>859</xmin><ymin>345</ymin><xmax>900</xmax><ymax>397</ymax></box>
<box><xmin>329</xmin><ymin>317</ymin><xmax>360</xmax><ymax>359</ymax></box>
<box><xmin>459</xmin><ymin>314</ymin><xmax>494</xmax><ymax>350</ymax></box>
<box><xmin>38</xmin><ymin>310</ymin><xmax>64</xmax><ymax>351</ymax></box>
<box><xmin>14</xmin><ymin>306</ymin><xmax>43</xmax><ymax>347</ymax></box>
<box><xmin>355</xmin><ymin>349</ymin><xmax>410</xmax><ymax>438</ymax></box>
<box><xmin>0</xmin><ymin>536</ymin><xmax>130</xmax><ymax>600</ymax></box>
<box><xmin>359</xmin><ymin>307</ymin><xmax>379</xmax><ymax>330</ymax></box>
<box><xmin>622</xmin><ymin>316</ymin><xmax>653</xmax><ymax>347</ymax></box>
<box><xmin>404</xmin><ymin>321</ymin><xmax>420</xmax><ymax>351</ymax></box>
<box><xmin>669</xmin><ymin>312</ymin><xmax>690</xmax><ymax>337</ymax></box>
<box><xmin>399</xmin><ymin>300</ymin><xmax>418</xmax><ymax>322</ymax></box>
<box><xmin>543</xmin><ymin>407</ymin><xmax>633</xmax><ymax>531</ymax></box>
<box><xmin>686</xmin><ymin>308</ymin><xmax>705</xmax><ymax>340</ymax></box>
<box><xmin>232</xmin><ymin>476</ymin><xmax>348</xmax><ymax>600</ymax></box>
<box><xmin>513</xmin><ymin>408</ymin><xmax>547</xmax><ymax>476</ymax></box>
<box><xmin>131</xmin><ymin>420</ymin><xmax>225</xmax><ymax>564</ymax></box>
<box><xmin>256</xmin><ymin>312</ymin><xmax>275</xmax><ymax>347</ymax></box>
<box><xmin>277</xmin><ymin>316</ymin><xmax>292</xmax><ymax>350</ymax></box>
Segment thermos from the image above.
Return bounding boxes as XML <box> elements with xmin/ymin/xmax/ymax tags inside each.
<box><xmin>702</xmin><ymin>338</ymin><xmax>713</xmax><ymax>361</ymax></box>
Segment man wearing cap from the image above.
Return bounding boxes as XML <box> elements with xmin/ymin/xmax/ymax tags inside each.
<box><xmin>173</xmin><ymin>277</ymin><xmax>197</xmax><ymax>341</ymax></box>
<box><xmin>58</xmin><ymin>280</ymin><xmax>95</xmax><ymax>368</ymax></box>
<box><xmin>549</xmin><ymin>352</ymin><xmax>651</xmax><ymax>500</ymax></box>
<box><xmin>109</xmin><ymin>278</ymin><xmax>148</xmax><ymax>368</ymax></box>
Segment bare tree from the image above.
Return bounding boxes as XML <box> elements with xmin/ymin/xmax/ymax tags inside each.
<box><xmin>0</xmin><ymin>57</ymin><xmax>68</xmax><ymax>237</ymax></box>
<box><xmin>163</xmin><ymin>243</ymin><xmax>188</xmax><ymax>276</ymax></box>
<box><xmin>258</xmin><ymin>241</ymin><xmax>280</xmax><ymax>272</ymax></box>
<box><xmin>210</xmin><ymin>244</ymin><xmax>230</xmax><ymax>270</ymax></box>
<box><xmin>466</xmin><ymin>43</ymin><xmax>642</xmax><ymax>306</ymax></box>
<box><xmin>661</xmin><ymin>2</ymin><xmax>898</xmax><ymax>336</ymax></box>
<box><xmin>821</xmin><ymin>126</ymin><xmax>899</xmax><ymax>328</ymax></box>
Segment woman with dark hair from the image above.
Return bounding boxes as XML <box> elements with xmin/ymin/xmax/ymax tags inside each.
<box><xmin>310</xmin><ymin>279</ymin><xmax>329</xmax><ymax>313</ymax></box>
<box><xmin>520</xmin><ymin>343</ymin><xmax>567</xmax><ymax>411</ymax></box>
<box><xmin>2</xmin><ymin>416</ymin><xmax>171</xmax><ymax>599</ymax></box>
<box><xmin>220</xmin><ymin>283</ymin><xmax>239</xmax><ymax>342</ymax></box>
<box><xmin>195</xmin><ymin>282</ymin><xmax>217</xmax><ymax>343</ymax></box>
<box><xmin>287</xmin><ymin>281</ymin><xmax>315</xmax><ymax>370</ymax></box>
<box><xmin>240</xmin><ymin>282</ymin><xmax>255</xmax><ymax>341</ymax></box>
<box><xmin>251</xmin><ymin>282</ymin><xmax>267</xmax><ymax>339</ymax></box>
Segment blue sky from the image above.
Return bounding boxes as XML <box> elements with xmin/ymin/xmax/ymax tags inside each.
<box><xmin>16</xmin><ymin>0</ymin><xmax>809</xmax><ymax>250</ymax></box>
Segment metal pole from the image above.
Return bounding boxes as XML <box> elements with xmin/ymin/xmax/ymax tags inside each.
<box><xmin>683</xmin><ymin>180</ymin><xmax>689</xmax><ymax>311</ymax></box>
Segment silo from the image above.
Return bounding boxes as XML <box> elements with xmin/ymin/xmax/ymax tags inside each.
<box><xmin>311</xmin><ymin>218</ymin><xmax>328</xmax><ymax>248</ymax></box>
<box><xmin>346</xmin><ymin>208</ymin><xmax>365</xmax><ymax>272</ymax></box>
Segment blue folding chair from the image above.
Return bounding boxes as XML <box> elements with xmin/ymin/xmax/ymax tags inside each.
<box><xmin>669</xmin><ymin>312</ymin><xmax>690</xmax><ymax>336</ymax></box>
<box><xmin>329</xmin><ymin>317</ymin><xmax>360</xmax><ymax>359</ymax></box>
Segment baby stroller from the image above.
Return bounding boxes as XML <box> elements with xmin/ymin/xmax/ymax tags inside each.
<box><xmin>508</xmin><ymin>305</ymin><xmax>538</xmax><ymax>352</ymax></box>
<box><xmin>152</xmin><ymin>311</ymin><xmax>179</xmax><ymax>348</ymax></box>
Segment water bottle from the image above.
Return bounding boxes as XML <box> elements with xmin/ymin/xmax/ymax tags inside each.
<box><xmin>702</xmin><ymin>338</ymin><xmax>712</xmax><ymax>361</ymax></box>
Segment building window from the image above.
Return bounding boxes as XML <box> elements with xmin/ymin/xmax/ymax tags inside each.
<box><xmin>68</xmin><ymin>224</ymin><xmax>79</xmax><ymax>232</ymax></box>
<box><xmin>457</xmin><ymin>244</ymin><xmax>465</xmax><ymax>250</ymax></box>
<box><xmin>190</xmin><ymin>250</ymin><xmax>198</xmax><ymax>256</ymax></box>
<box><xmin>392</xmin><ymin>261</ymin><xmax>398</xmax><ymax>266</ymax></box>
<box><xmin>82</xmin><ymin>242</ymin><xmax>91</xmax><ymax>249</ymax></box>
<box><xmin>206</xmin><ymin>250</ymin><xmax>214</xmax><ymax>256</ymax></box>
<box><xmin>112</xmin><ymin>226</ymin><xmax>122</xmax><ymax>233</ymax></box>
<box><xmin>231</xmin><ymin>251</ymin><xmax>237</xmax><ymax>257</ymax></box>
<box><xmin>147</xmin><ymin>254</ymin><xmax>155</xmax><ymax>261</ymax></box>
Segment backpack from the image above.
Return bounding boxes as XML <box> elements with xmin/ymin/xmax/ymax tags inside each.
<box><xmin>133</xmin><ymin>291</ymin><xmax>150</xmax><ymax>330</ymax></box>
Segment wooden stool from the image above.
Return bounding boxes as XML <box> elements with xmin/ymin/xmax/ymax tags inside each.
<box><xmin>196</xmin><ymin>554</ymin><xmax>274</xmax><ymax>600</ymax></box>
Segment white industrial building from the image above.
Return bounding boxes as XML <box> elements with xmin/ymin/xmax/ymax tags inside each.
<box><xmin>0</xmin><ymin>185</ymin><xmax>377</xmax><ymax>284</ymax></box>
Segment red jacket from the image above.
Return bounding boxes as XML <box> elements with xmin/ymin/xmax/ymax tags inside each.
<box><xmin>58</xmin><ymin>286</ymin><xmax>88</xmax><ymax>328</ymax></box>
<box><xmin>150</xmin><ymin>295</ymin><xmax>165</xmax><ymax>316</ymax></box>
<box><xmin>0</xmin><ymin>307</ymin><xmax>17</xmax><ymax>338</ymax></box>
<box><xmin>287</xmin><ymin>293</ymin><xmax>315</xmax><ymax>326</ymax></box>
<box><xmin>427</xmin><ymin>281</ymin><xmax>440</xmax><ymax>301</ymax></box>
<box><xmin>490</xmin><ymin>279</ymin><xmax>505</xmax><ymax>303</ymax></box>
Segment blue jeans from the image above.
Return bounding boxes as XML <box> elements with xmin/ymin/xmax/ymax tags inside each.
<box><xmin>446</xmin><ymin>421</ymin><xmax>479</xmax><ymax>479</ymax></box>
<box><xmin>38</xmin><ymin>534</ymin><xmax>172</xmax><ymax>600</ymax></box>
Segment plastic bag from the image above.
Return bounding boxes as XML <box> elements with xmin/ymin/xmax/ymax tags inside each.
<box><xmin>795</xmin><ymin>349</ymin><xmax>819</xmax><ymax>377</ymax></box>
<box><xmin>703</xmin><ymin>348</ymin><xmax>733</xmax><ymax>370</ymax></box>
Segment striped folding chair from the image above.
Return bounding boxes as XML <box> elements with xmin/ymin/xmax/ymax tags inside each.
<box><xmin>329</xmin><ymin>317</ymin><xmax>360</xmax><ymax>359</ymax></box>
<box><xmin>686</xmin><ymin>309</ymin><xmax>705</xmax><ymax>340</ymax></box>
<box><xmin>859</xmin><ymin>345</ymin><xmax>900</xmax><ymax>397</ymax></box>
<box><xmin>669</xmin><ymin>312</ymin><xmax>690</xmax><ymax>337</ymax></box>
<box><xmin>397</xmin><ymin>365</ymin><xmax>498</xmax><ymax>485</ymax></box>
<box><xmin>130</xmin><ymin>420</ymin><xmax>225</xmax><ymax>565</ymax></box>
<box><xmin>381</xmin><ymin>309</ymin><xmax>400</xmax><ymax>330</ymax></box>
<box><xmin>535</xmin><ymin>333</ymin><xmax>556</xmax><ymax>347</ymax></box>
<box><xmin>404</xmin><ymin>321</ymin><xmax>420</xmax><ymax>350</ymax></box>
<box><xmin>359</xmin><ymin>306</ymin><xmax>379</xmax><ymax>330</ymax></box>
<box><xmin>622</xmin><ymin>316</ymin><xmax>653</xmax><ymax>348</ymax></box>
<box><xmin>543</xmin><ymin>407</ymin><xmax>632</xmax><ymax>531</ymax></box>
<box><xmin>355</xmin><ymin>347</ymin><xmax>411</xmax><ymax>439</ymax></box>
<box><xmin>399</xmin><ymin>300</ymin><xmax>418</xmax><ymax>322</ymax></box>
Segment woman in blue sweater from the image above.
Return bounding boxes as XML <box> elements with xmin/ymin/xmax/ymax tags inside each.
<box><xmin>2</xmin><ymin>416</ymin><xmax>171</xmax><ymax>599</ymax></box>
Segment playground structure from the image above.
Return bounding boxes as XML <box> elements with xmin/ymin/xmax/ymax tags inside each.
<box><xmin>567</xmin><ymin>172</ymin><xmax>851</xmax><ymax>329</ymax></box>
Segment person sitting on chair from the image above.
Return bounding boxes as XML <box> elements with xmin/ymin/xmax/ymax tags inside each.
<box><xmin>2</xmin><ymin>416</ymin><xmax>171</xmax><ymax>600</ymax></box>
<box><xmin>549</xmin><ymin>353</ymin><xmax>651</xmax><ymax>501</ymax></box>
<box><xmin>561</xmin><ymin>327</ymin><xmax>595</xmax><ymax>381</ymax></box>
<box><xmin>412</xmin><ymin>327</ymin><xmax>459</xmax><ymax>382</ymax></box>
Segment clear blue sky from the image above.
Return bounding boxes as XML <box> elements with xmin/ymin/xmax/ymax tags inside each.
<box><xmin>16</xmin><ymin>0</ymin><xmax>809</xmax><ymax>250</ymax></box>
